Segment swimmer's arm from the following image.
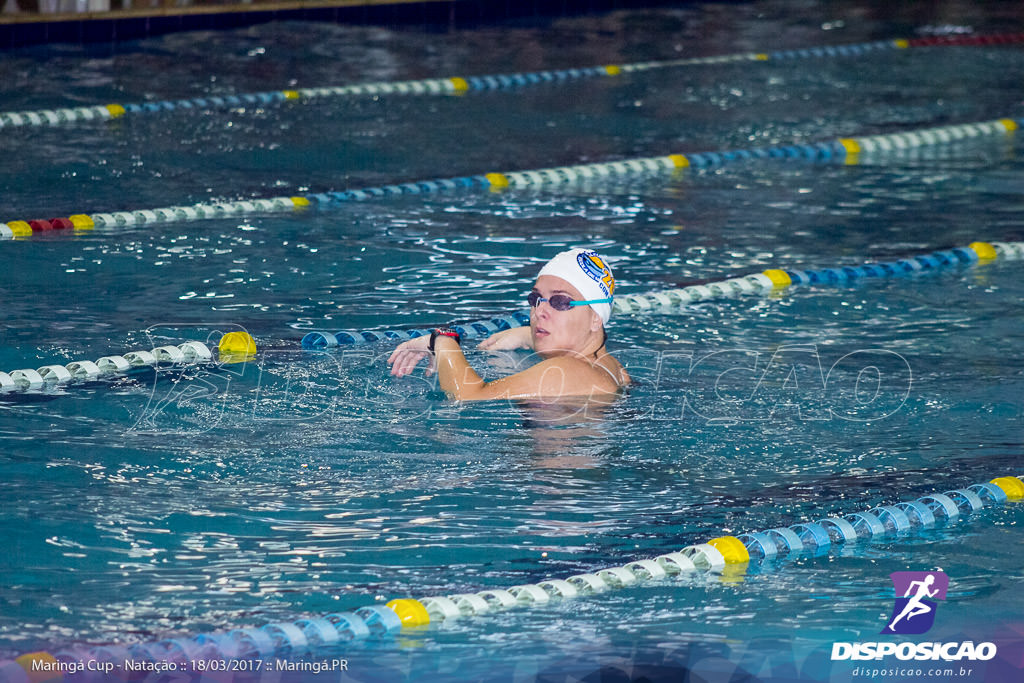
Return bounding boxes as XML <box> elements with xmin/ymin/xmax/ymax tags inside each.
<box><xmin>478</xmin><ymin>325</ymin><xmax>533</xmax><ymax>351</ymax></box>
<box><xmin>386</xmin><ymin>331</ymin><xmax>525</xmax><ymax>380</ymax></box>
<box><xmin>433</xmin><ymin>337</ymin><xmax>610</xmax><ymax>401</ymax></box>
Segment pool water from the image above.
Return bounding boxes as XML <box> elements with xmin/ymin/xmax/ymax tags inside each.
<box><xmin>1</xmin><ymin>1</ymin><xmax>1023</xmax><ymax>681</ymax></box>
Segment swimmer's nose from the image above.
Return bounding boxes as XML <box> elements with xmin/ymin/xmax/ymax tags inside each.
<box><xmin>534</xmin><ymin>299</ymin><xmax>553</xmax><ymax>319</ymax></box>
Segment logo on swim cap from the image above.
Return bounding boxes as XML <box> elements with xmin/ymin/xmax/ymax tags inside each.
<box><xmin>577</xmin><ymin>251</ymin><xmax>615</xmax><ymax>297</ymax></box>
<box><xmin>882</xmin><ymin>571</ymin><xmax>948</xmax><ymax>635</ymax></box>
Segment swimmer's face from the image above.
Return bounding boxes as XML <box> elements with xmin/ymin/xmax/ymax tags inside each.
<box><xmin>529</xmin><ymin>274</ymin><xmax>604</xmax><ymax>356</ymax></box>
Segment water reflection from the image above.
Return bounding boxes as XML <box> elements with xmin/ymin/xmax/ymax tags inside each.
<box><xmin>516</xmin><ymin>397</ymin><xmax>616</xmax><ymax>466</ymax></box>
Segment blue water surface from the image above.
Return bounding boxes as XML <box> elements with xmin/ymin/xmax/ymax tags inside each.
<box><xmin>0</xmin><ymin>1</ymin><xmax>1022</xmax><ymax>681</ymax></box>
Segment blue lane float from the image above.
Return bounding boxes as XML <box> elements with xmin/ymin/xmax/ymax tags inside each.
<box><xmin>3</xmin><ymin>117</ymin><xmax>1020</xmax><ymax>240</ymax></box>
<box><xmin>296</xmin><ymin>241</ymin><xmax>1024</xmax><ymax>348</ymax></box>
<box><xmin>299</xmin><ymin>311</ymin><xmax>531</xmax><ymax>349</ymax></box>
<box><xmin>4</xmin><ymin>33</ymin><xmax>1023</xmax><ymax>132</ymax></box>
<box><xmin>2</xmin><ymin>242</ymin><xmax>1021</xmax><ymax>396</ymax></box>
<box><xmin>2</xmin><ymin>475</ymin><xmax>1020</xmax><ymax>679</ymax></box>
<box><xmin>612</xmin><ymin>241</ymin><xmax>1024</xmax><ymax>314</ymax></box>
<box><xmin>767</xmin><ymin>40</ymin><xmax>898</xmax><ymax>60</ymax></box>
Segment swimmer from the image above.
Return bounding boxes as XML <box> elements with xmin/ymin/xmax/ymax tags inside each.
<box><xmin>388</xmin><ymin>248</ymin><xmax>630</xmax><ymax>401</ymax></box>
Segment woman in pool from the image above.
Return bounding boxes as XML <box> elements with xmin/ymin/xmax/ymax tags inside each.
<box><xmin>387</xmin><ymin>248</ymin><xmax>630</xmax><ymax>401</ymax></box>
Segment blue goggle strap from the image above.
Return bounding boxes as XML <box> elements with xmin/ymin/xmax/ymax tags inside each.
<box><xmin>568</xmin><ymin>297</ymin><xmax>613</xmax><ymax>307</ymax></box>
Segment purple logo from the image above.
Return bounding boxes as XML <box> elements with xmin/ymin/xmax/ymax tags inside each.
<box><xmin>882</xmin><ymin>571</ymin><xmax>949</xmax><ymax>635</ymax></box>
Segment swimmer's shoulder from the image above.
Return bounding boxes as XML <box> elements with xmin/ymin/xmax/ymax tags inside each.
<box><xmin>598</xmin><ymin>352</ymin><xmax>630</xmax><ymax>388</ymax></box>
<box><xmin>543</xmin><ymin>353</ymin><xmax>629</xmax><ymax>393</ymax></box>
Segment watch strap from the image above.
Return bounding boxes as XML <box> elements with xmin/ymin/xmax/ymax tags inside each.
<box><xmin>428</xmin><ymin>327</ymin><xmax>461</xmax><ymax>353</ymax></box>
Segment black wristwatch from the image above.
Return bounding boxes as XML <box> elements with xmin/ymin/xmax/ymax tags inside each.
<box><xmin>428</xmin><ymin>327</ymin><xmax>461</xmax><ymax>353</ymax></box>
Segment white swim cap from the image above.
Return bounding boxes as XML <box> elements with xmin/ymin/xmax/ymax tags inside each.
<box><xmin>536</xmin><ymin>248</ymin><xmax>616</xmax><ymax>324</ymax></box>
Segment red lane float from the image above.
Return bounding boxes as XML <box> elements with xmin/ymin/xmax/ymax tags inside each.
<box><xmin>48</xmin><ymin>217</ymin><xmax>74</xmax><ymax>230</ymax></box>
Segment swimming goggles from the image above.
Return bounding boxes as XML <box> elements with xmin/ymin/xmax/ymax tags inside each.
<box><xmin>527</xmin><ymin>290</ymin><xmax>613</xmax><ymax>311</ymax></box>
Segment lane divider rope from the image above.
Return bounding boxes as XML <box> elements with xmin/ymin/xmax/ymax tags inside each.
<box><xmin>0</xmin><ymin>332</ymin><xmax>255</xmax><ymax>396</ymax></box>
<box><xmin>3</xmin><ymin>475</ymin><xmax>1020</xmax><ymax>678</ymax></box>
<box><xmin>3</xmin><ymin>243</ymin><xmax>1020</xmax><ymax>396</ymax></box>
<box><xmin>299</xmin><ymin>241</ymin><xmax>1024</xmax><ymax>348</ymax></box>
<box><xmin>0</xmin><ymin>196</ymin><xmax>311</xmax><ymax>240</ymax></box>
<box><xmin>612</xmin><ymin>240</ymin><xmax>1024</xmax><ymax>314</ymax></box>
<box><xmin>2</xmin><ymin>33</ymin><xmax>1023</xmax><ymax>131</ymax></box>
<box><xmin>2</xmin><ymin>117</ymin><xmax>1020</xmax><ymax>241</ymax></box>
<box><xmin>299</xmin><ymin>310</ymin><xmax>531</xmax><ymax>349</ymax></box>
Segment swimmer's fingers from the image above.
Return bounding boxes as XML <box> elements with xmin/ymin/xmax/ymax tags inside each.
<box><xmin>387</xmin><ymin>337</ymin><xmax>433</xmax><ymax>377</ymax></box>
<box><xmin>388</xmin><ymin>349</ymin><xmax>431</xmax><ymax>377</ymax></box>
<box><xmin>387</xmin><ymin>335</ymin><xmax>430</xmax><ymax>365</ymax></box>
<box><xmin>388</xmin><ymin>352</ymin><xmax>415</xmax><ymax>377</ymax></box>
<box><xmin>477</xmin><ymin>334</ymin><xmax>500</xmax><ymax>350</ymax></box>
<box><xmin>478</xmin><ymin>329</ymin><xmax>509</xmax><ymax>350</ymax></box>
<box><xmin>479</xmin><ymin>326</ymin><xmax>532</xmax><ymax>351</ymax></box>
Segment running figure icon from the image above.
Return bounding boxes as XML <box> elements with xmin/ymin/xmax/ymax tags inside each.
<box><xmin>882</xmin><ymin>571</ymin><xmax>949</xmax><ymax>635</ymax></box>
<box><xmin>886</xmin><ymin>574</ymin><xmax>937</xmax><ymax>632</ymax></box>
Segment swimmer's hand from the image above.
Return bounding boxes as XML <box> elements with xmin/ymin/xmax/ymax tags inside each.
<box><xmin>478</xmin><ymin>326</ymin><xmax>533</xmax><ymax>351</ymax></box>
<box><xmin>387</xmin><ymin>335</ymin><xmax>437</xmax><ymax>377</ymax></box>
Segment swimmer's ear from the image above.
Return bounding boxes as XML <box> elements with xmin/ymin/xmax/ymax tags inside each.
<box><xmin>589</xmin><ymin>309</ymin><xmax>603</xmax><ymax>332</ymax></box>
